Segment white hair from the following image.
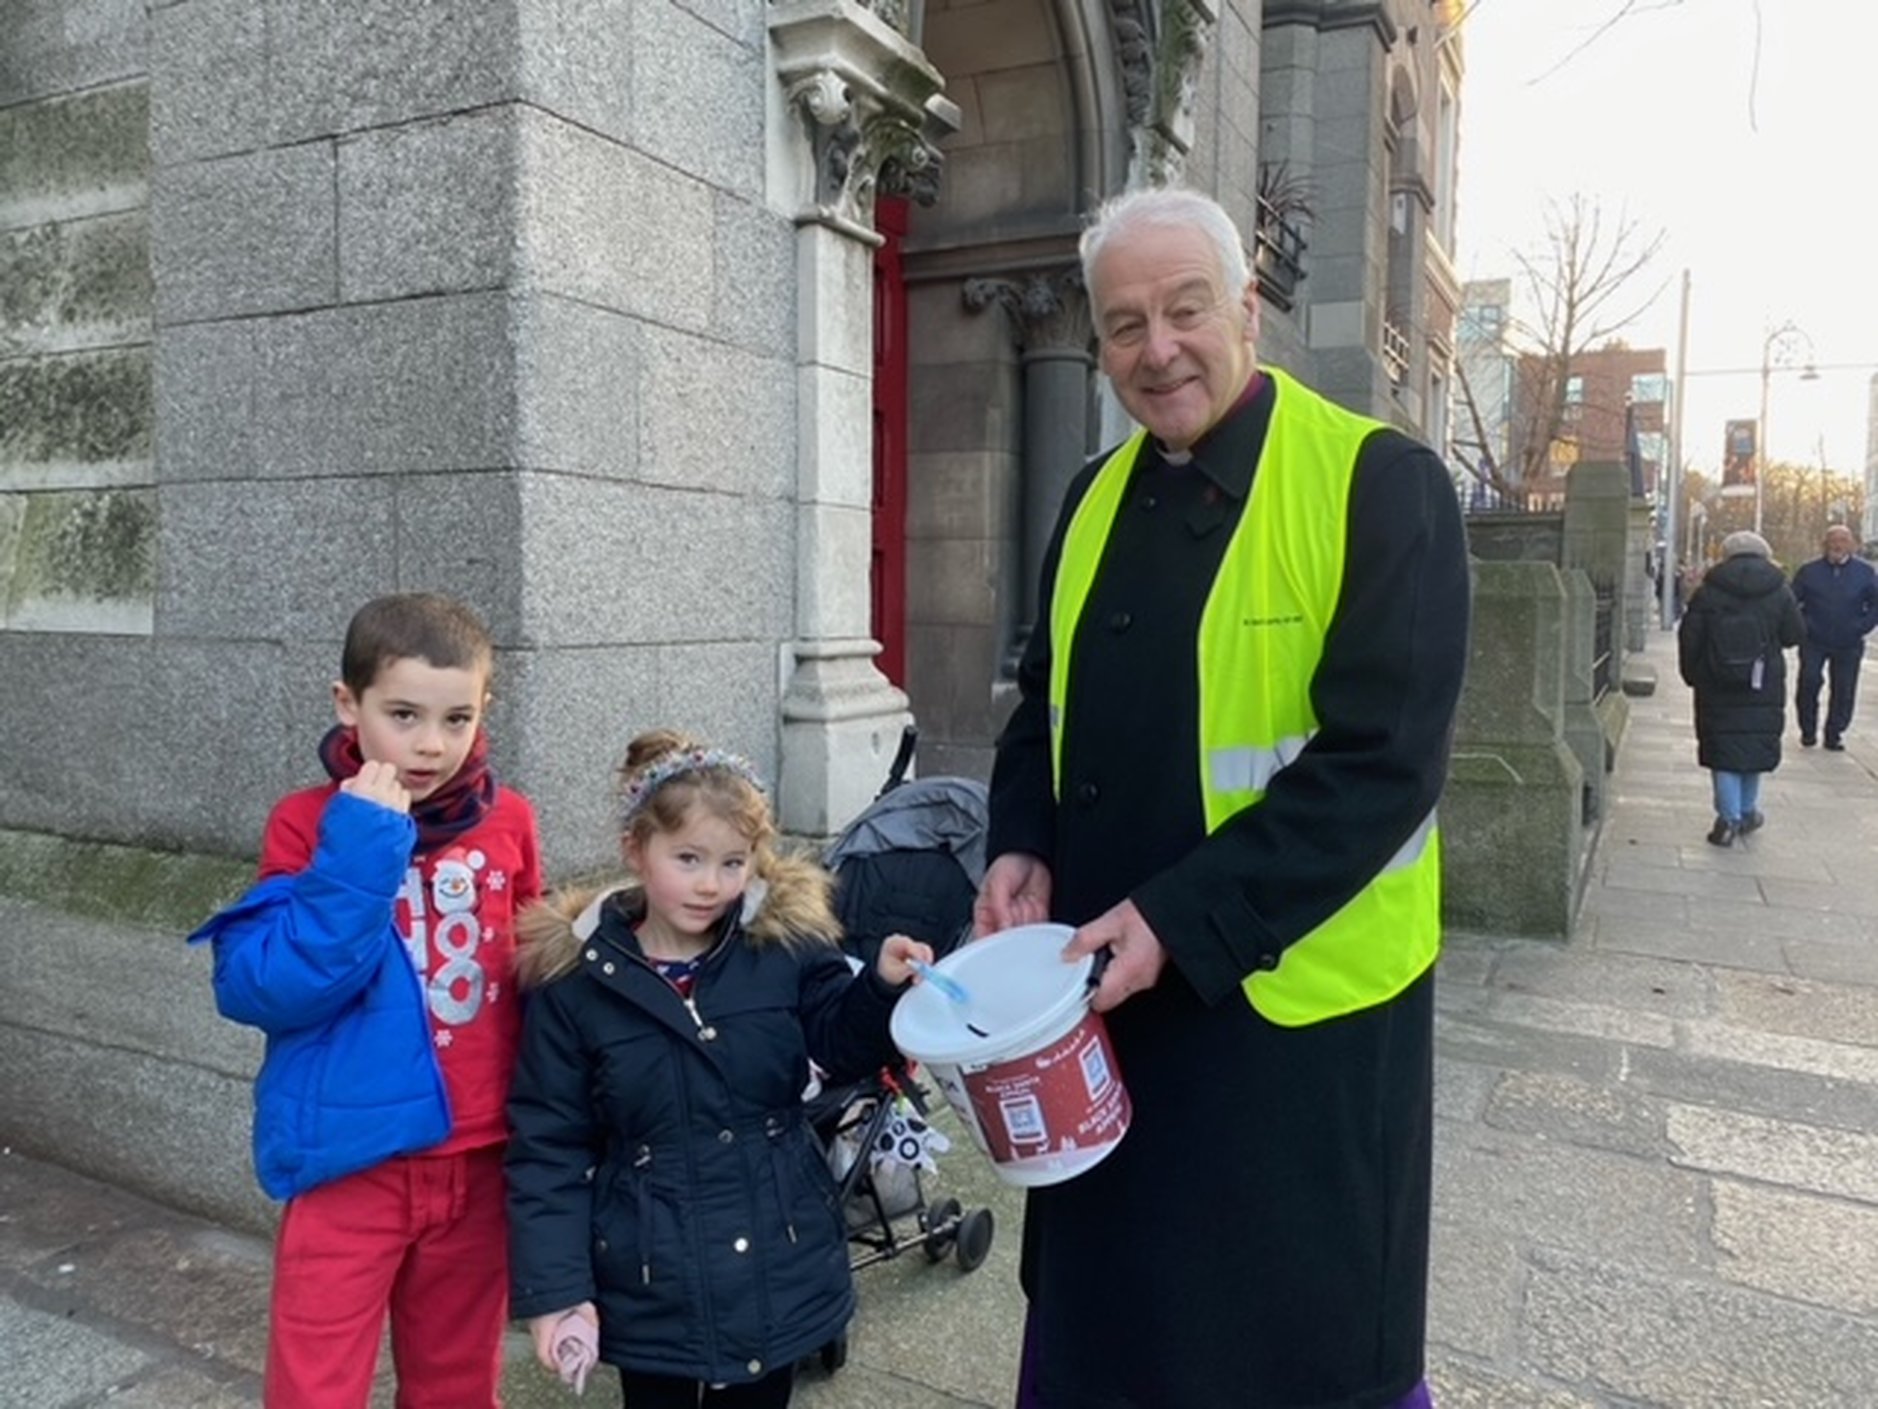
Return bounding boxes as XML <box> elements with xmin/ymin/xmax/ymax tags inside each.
<box><xmin>1079</xmin><ymin>187</ymin><xmax>1251</xmax><ymax>298</ymax></box>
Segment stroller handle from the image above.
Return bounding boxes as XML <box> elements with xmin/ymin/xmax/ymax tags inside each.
<box><xmin>880</xmin><ymin>724</ymin><xmax>919</xmax><ymax>797</ymax></box>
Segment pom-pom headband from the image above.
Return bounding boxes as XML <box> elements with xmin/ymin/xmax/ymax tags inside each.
<box><xmin>619</xmin><ymin>747</ymin><xmax>766</xmax><ymax>827</ymax></box>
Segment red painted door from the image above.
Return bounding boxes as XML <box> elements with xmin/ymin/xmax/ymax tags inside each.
<box><xmin>871</xmin><ymin>197</ymin><xmax>910</xmax><ymax>687</ymax></box>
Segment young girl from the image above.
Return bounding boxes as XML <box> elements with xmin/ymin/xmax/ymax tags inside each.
<box><xmin>505</xmin><ymin>729</ymin><xmax>932</xmax><ymax>1407</ymax></box>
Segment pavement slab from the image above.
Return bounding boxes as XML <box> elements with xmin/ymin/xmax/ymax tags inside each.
<box><xmin>1708</xmin><ymin>1180</ymin><xmax>1878</xmax><ymax>1317</ymax></box>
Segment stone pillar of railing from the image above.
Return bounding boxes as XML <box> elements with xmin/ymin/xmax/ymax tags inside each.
<box><xmin>1626</xmin><ymin>497</ymin><xmax>1655</xmax><ymax>652</ymax></box>
<box><xmin>1561</xmin><ymin>568</ymin><xmax>1607</xmax><ymax>825</ymax></box>
<box><xmin>1564</xmin><ymin>460</ymin><xmax>1637</xmax><ymax>752</ymax></box>
<box><xmin>1442</xmin><ymin>560</ymin><xmax>1587</xmax><ymax>939</ymax></box>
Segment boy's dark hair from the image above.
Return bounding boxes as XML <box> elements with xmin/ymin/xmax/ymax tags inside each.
<box><xmin>341</xmin><ymin>593</ymin><xmax>494</xmax><ymax>696</ymax></box>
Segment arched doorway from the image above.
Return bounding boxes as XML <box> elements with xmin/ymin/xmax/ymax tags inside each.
<box><xmin>885</xmin><ymin>0</ymin><xmax>1124</xmax><ymax>775</ymax></box>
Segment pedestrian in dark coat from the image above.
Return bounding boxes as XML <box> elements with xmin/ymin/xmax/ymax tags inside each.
<box><xmin>976</xmin><ymin>187</ymin><xmax>1470</xmax><ymax>1409</ymax></box>
<box><xmin>1790</xmin><ymin>523</ymin><xmax>1878</xmax><ymax>749</ymax></box>
<box><xmin>1678</xmin><ymin>531</ymin><xmax>1804</xmax><ymax>847</ymax></box>
<box><xmin>505</xmin><ymin>730</ymin><xmax>931</xmax><ymax>1408</ymax></box>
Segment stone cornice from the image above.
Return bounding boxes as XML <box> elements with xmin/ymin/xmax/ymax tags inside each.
<box><xmin>1391</xmin><ymin>170</ymin><xmax>1435</xmax><ymax>212</ymax></box>
<box><xmin>771</xmin><ymin>0</ymin><xmax>959</xmax><ymax>238</ymax></box>
<box><xmin>1260</xmin><ymin>0</ymin><xmax>1398</xmax><ymax>47</ymax></box>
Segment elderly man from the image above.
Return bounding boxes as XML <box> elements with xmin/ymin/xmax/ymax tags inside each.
<box><xmin>975</xmin><ymin>187</ymin><xmax>1470</xmax><ymax>1408</ymax></box>
<box><xmin>1790</xmin><ymin>524</ymin><xmax>1878</xmax><ymax>750</ymax></box>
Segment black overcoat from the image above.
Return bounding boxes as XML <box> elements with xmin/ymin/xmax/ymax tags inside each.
<box><xmin>1677</xmin><ymin>554</ymin><xmax>1804</xmax><ymax>773</ymax></box>
<box><xmin>505</xmin><ymin>891</ymin><xmax>903</xmax><ymax>1385</ymax></box>
<box><xmin>987</xmin><ymin>379</ymin><xmax>1472</xmax><ymax>1408</ymax></box>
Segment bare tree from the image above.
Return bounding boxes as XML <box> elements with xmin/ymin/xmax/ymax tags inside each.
<box><xmin>1449</xmin><ymin>354</ymin><xmax>1518</xmax><ymax>504</ymax></box>
<box><xmin>1506</xmin><ymin>195</ymin><xmax>1665</xmax><ymax>488</ymax></box>
<box><xmin>1448</xmin><ymin>196</ymin><xmax>1665</xmax><ymax>506</ymax></box>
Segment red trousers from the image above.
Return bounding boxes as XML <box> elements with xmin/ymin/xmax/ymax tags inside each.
<box><xmin>265</xmin><ymin>1146</ymin><xmax>508</xmax><ymax>1408</ymax></box>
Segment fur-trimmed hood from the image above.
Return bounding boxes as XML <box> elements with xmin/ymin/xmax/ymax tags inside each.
<box><xmin>516</xmin><ymin>847</ymin><xmax>840</xmax><ymax>989</ymax></box>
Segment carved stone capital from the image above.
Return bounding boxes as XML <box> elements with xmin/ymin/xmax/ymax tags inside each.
<box><xmin>872</xmin><ymin>110</ymin><xmax>946</xmax><ymax>206</ymax></box>
<box><xmin>771</xmin><ymin>0</ymin><xmax>958</xmax><ymax>234</ymax></box>
<box><xmin>1107</xmin><ymin>0</ymin><xmax>1154</xmax><ymax>128</ymax></box>
<box><xmin>1137</xmin><ymin>0</ymin><xmax>1217</xmax><ymax>186</ymax></box>
<box><xmin>963</xmin><ymin>267</ymin><xmax>1094</xmax><ymax>357</ymax></box>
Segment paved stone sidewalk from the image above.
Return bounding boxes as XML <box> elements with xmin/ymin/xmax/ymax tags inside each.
<box><xmin>1424</xmin><ymin>627</ymin><xmax>1878</xmax><ymax>1407</ymax></box>
<box><xmin>4</xmin><ymin>627</ymin><xmax>1877</xmax><ymax>1407</ymax></box>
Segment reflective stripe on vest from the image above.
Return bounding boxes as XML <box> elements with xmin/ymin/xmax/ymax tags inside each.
<box><xmin>1048</xmin><ymin>366</ymin><xmax>1441</xmax><ymax>1027</ymax></box>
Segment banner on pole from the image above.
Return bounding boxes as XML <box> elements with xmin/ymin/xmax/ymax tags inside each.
<box><xmin>1723</xmin><ymin>418</ymin><xmax>1758</xmax><ymax>488</ymax></box>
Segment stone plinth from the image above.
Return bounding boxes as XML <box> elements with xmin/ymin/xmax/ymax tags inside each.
<box><xmin>1443</xmin><ymin>560</ymin><xmax>1586</xmax><ymax>939</ymax></box>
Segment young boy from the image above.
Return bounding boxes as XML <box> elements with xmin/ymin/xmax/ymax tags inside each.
<box><xmin>190</xmin><ymin>592</ymin><xmax>541</xmax><ymax>1407</ymax></box>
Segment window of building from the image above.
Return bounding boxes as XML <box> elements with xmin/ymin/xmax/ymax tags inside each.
<box><xmin>1630</xmin><ymin>372</ymin><xmax>1668</xmax><ymax>405</ymax></box>
<box><xmin>1429</xmin><ymin>367</ymin><xmax>1450</xmax><ymax>460</ymax></box>
<box><xmin>1459</xmin><ymin>302</ymin><xmax>1504</xmax><ymax>342</ymax></box>
<box><xmin>1434</xmin><ymin>80</ymin><xmax>1458</xmax><ymax>253</ymax></box>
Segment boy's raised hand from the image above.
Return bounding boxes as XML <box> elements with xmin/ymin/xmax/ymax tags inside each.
<box><xmin>875</xmin><ymin>933</ymin><xmax>935</xmax><ymax>987</ymax></box>
<box><xmin>339</xmin><ymin>759</ymin><xmax>411</xmax><ymax>815</ymax></box>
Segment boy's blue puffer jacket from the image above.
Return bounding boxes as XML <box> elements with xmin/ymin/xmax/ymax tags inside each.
<box><xmin>188</xmin><ymin>793</ymin><xmax>450</xmax><ymax>1199</ymax></box>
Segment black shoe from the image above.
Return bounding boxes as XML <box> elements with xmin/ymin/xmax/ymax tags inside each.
<box><xmin>1825</xmin><ymin>737</ymin><xmax>1845</xmax><ymax>752</ymax></box>
<box><xmin>1801</xmin><ymin>733</ymin><xmax>1817</xmax><ymax>747</ymax></box>
<box><xmin>1739</xmin><ymin>811</ymin><xmax>1765</xmax><ymax>835</ymax></box>
<box><xmin>1707</xmin><ymin>819</ymin><xmax>1737</xmax><ymax>847</ymax></box>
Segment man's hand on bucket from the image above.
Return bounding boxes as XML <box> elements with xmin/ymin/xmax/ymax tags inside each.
<box><xmin>1064</xmin><ymin>899</ymin><xmax>1167</xmax><ymax>1012</ymax></box>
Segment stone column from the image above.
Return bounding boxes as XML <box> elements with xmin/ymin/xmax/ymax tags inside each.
<box><xmin>962</xmin><ymin>267</ymin><xmax>1095</xmax><ymax>670</ymax></box>
<box><xmin>769</xmin><ymin>0</ymin><xmax>957</xmax><ymax>835</ymax></box>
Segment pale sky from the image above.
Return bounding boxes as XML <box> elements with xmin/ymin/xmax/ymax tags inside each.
<box><xmin>1457</xmin><ymin>1</ymin><xmax>1878</xmax><ymax>481</ymax></box>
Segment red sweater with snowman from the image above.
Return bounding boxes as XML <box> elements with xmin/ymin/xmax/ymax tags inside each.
<box><xmin>258</xmin><ymin>781</ymin><xmax>542</xmax><ymax>1155</ymax></box>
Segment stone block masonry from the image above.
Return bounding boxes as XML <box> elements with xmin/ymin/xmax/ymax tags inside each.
<box><xmin>1</xmin><ymin>82</ymin><xmax>156</xmax><ymax>634</ymax></box>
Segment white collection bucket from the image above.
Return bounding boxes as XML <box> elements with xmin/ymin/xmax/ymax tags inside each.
<box><xmin>890</xmin><ymin>923</ymin><xmax>1131</xmax><ymax>1188</ymax></box>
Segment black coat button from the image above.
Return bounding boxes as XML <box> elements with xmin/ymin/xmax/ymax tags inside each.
<box><xmin>1075</xmin><ymin>782</ymin><xmax>1100</xmax><ymax>806</ymax></box>
<box><xmin>1109</xmin><ymin>611</ymin><xmax>1132</xmax><ymax>632</ymax></box>
<box><xmin>1255</xmin><ymin>951</ymin><xmax>1279</xmax><ymax>971</ymax></box>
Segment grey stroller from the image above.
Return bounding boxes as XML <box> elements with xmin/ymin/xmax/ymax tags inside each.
<box><xmin>802</xmin><ymin>729</ymin><xmax>996</xmax><ymax>1372</ymax></box>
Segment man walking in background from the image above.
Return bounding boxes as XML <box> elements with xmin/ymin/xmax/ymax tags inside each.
<box><xmin>1791</xmin><ymin>524</ymin><xmax>1877</xmax><ymax>750</ymax></box>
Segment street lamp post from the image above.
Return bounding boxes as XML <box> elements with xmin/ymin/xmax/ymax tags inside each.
<box><xmin>1755</xmin><ymin>320</ymin><xmax>1818</xmax><ymax>537</ymax></box>
<box><xmin>1661</xmin><ymin>269</ymin><xmax>1691</xmax><ymax>628</ymax></box>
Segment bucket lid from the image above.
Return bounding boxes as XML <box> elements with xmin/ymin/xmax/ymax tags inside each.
<box><xmin>890</xmin><ymin>923</ymin><xmax>1088</xmax><ymax>1066</ymax></box>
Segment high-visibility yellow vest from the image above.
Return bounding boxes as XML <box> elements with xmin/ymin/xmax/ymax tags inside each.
<box><xmin>1047</xmin><ymin>366</ymin><xmax>1441</xmax><ymax>1026</ymax></box>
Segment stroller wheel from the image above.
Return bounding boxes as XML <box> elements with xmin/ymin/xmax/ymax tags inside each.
<box><xmin>820</xmin><ymin>1333</ymin><xmax>849</xmax><ymax>1373</ymax></box>
<box><xmin>955</xmin><ymin>1207</ymin><xmax>995</xmax><ymax>1273</ymax></box>
<box><xmin>921</xmin><ymin>1197</ymin><xmax>963</xmax><ymax>1262</ymax></box>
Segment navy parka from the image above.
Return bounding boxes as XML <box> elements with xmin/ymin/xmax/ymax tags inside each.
<box><xmin>505</xmin><ymin>887</ymin><xmax>904</xmax><ymax>1385</ymax></box>
<box><xmin>1678</xmin><ymin>553</ymin><xmax>1805</xmax><ymax>774</ymax></box>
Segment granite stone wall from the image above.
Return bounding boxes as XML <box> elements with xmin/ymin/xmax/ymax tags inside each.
<box><xmin>1</xmin><ymin>13</ymin><xmax>154</xmax><ymax>638</ymax></box>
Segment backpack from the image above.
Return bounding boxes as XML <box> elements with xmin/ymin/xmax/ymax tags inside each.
<box><xmin>1705</xmin><ymin>606</ymin><xmax>1770</xmax><ymax>690</ymax></box>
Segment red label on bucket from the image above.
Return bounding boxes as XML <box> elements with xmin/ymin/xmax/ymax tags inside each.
<box><xmin>960</xmin><ymin>1009</ymin><xmax>1131</xmax><ymax>1168</ymax></box>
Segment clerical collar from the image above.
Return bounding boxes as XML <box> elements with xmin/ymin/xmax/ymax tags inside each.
<box><xmin>1150</xmin><ymin>370</ymin><xmax>1264</xmax><ymax>468</ymax></box>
